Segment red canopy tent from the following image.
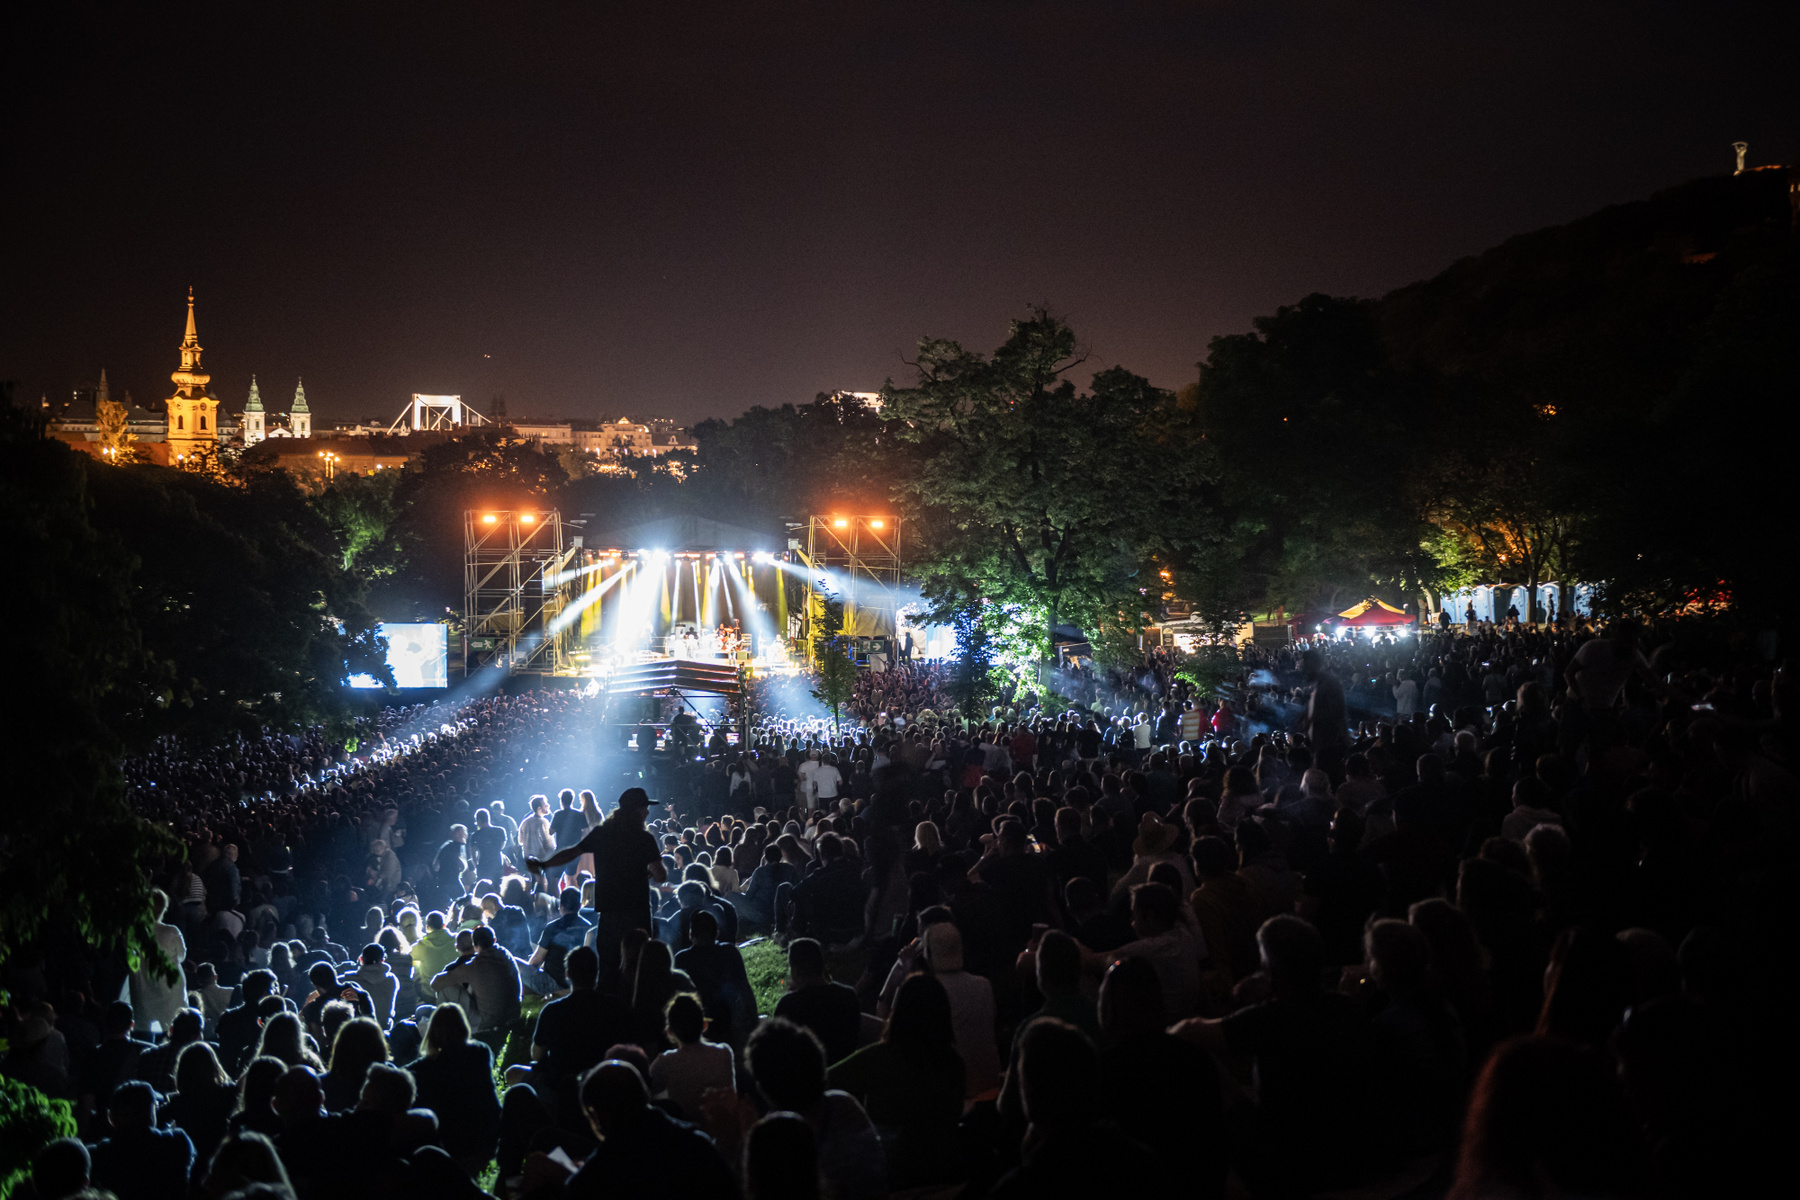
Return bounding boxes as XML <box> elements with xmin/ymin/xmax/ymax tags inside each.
<box><xmin>1336</xmin><ymin>599</ymin><xmax>1413</xmax><ymax>628</ymax></box>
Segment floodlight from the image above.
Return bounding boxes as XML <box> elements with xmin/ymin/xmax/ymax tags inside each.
<box><xmin>482</xmin><ymin>514</ymin><xmax>497</xmax><ymax>524</ymax></box>
<box><xmin>870</xmin><ymin>519</ymin><xmax>884</xmax><ymax>529</ymax></box>
<box><xmin>834</xmin><ymin>517</ymin><xmax>849</xmax><ymax>528</ymax></box>
<box><xmin>520</xmin><ymin>513</ymin><xmax>536</xmax><ymax>525</ymax></box>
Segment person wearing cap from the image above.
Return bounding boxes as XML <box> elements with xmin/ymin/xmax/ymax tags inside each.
<box><xmin>527</xmin><ymin>788</ymin><xmax>667</xmax><ymax>993</ymax></box>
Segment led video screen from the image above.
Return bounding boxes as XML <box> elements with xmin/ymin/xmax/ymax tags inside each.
<box><xmin>349</xmin><ymin>622</ymin><xmax>448</xmax><ymax>689</ymax></box>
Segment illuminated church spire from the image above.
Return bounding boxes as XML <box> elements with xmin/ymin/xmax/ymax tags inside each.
<box><xmin>178</xmin><ymin>286</ymin><xmax>204</xmax><ymax>372</ymax></box>
<box><xmin>243</xmin><ymin>375</ymin><xmax>266</xmax><ymax>445</ymax></box>
<box><xmin>165</xmin><ymin>287</ymin><xmax>219</xmax><ymax>460</ymax></box>
<box><xmin>289</xmin><ymin>378</ymin><xmax>311</xmax><ymax>438</ymax></box>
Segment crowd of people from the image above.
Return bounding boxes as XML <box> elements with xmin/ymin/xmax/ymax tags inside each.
<box><xmin>5</xmin><ymin>615</ymin><xmax>1793</xmax><ymax>1199</ymax></box>
<box><xmin>846</xmin><ymin>663</ymin><xmax>954</xmax><ymax>723</ymax></box>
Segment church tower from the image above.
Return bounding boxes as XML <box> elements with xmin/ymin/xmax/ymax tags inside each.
<box><xmin>164</xmin><ymin>288</ymin><xmax>219</xmax><ymax>460</ymax></box>
<box><xmin>243</xmin><ymin>376</ymin><xmax>266</xmax><ymax>445</ymax></box>
<box><xmin>289</xmin><ymin>378</ymin><xmax>312</xmax><ymax>438</ymax></box>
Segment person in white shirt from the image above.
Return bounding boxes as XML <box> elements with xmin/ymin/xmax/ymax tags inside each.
<box><xmin>809</xmin><ymin>753</ymin><xmax>844</xmax><ymax>810</ymax></box>
<box><xmin>922</xmin><ymin>922</ymin><xmax>999</xmax><ymax>1097</ymax></box>
<box><xmin>518</xmin><ymin>795</ymin><xmax>555</xmax><ymax>864</ymax></box>
<box><xmin>796</xmin><ymin>750</ymin><xmax>823</xmax><ymax>807</ymax></box>
<box><xmin>1393</xmin><ymin>674</ymin><xmax>1421</xmax><ymax>717</ymax></box>
<box><xmin>1133</xmin><ymin>715</ymin><xmax>1153</xmax><ymax>753</ymax></box>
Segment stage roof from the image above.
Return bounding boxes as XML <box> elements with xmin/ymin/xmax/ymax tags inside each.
<box><xmin>583</xmin><ymin>513</ymin><xmax>781</xmax><ymax>553</ymax></box>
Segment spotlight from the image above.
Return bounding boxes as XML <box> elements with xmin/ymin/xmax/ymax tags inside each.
<box><xmin>870</xmin><ymin>519</ymin><xmax>884</xmax><ymax>529</ymax></box>
<box><xmin>833</xmin><ymin>518</ymin><xmax>848</xmax><ymax>528</ymax></box>
<box><xmin>482</xmin><ymin>514</ymin><xmax>497</xmax><ymax>524</ymax></box>
<box><xmin>520</xmin><ymin>513</ymin><xmax>536</xmax><ymax>525</ymax></box>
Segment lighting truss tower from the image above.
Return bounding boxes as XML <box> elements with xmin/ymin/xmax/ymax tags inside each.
<box><xmin>801</xmin><ymin>515</ymin><xmax>902</xmax><ymax>663</ymax></box>
<box><xmin>463</xmin><ymin>509</ymin><xmax>579</xmax><ymax>675</ymax></box>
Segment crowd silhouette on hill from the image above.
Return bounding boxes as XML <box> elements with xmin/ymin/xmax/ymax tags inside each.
<box><xmin>5</xmin><ymin>618</ymin><xmax>1792</xmax><ymax>1200</ymax></box>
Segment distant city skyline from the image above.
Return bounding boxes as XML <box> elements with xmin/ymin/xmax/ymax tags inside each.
<box><xmin>3</xmin><ymin>4</ymin><xmax>1792</xmax><ymax>424</ymax></box>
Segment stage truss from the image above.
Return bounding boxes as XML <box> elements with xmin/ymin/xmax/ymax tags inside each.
<box><xmin>799</xmin><ymin>514</ymin><xmax>902</xmax><ymax>664</ymax></box>
<box><xmin>463</xmin><ymin>509</ymin><xmax>579</xmax><ymax>676</ymax></box>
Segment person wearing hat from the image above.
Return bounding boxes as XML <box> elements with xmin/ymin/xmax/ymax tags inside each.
<box><xmin>528</xmin><ymin>788</ymin><xmax>667</xmax><ymax>993</ymax></box>
<box><xmin>1110</xmin><ymin>811</ymin><xmax>1194</xmax><ymax>907</ymax></box>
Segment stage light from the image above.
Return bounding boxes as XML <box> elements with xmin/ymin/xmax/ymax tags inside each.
<box><xmin>482</xmin><ymin>514</ymin><xmax>497</xmax><ymax>524</ymax></box>
<box><xmin>870</xmin><ymin>519</ymin><xmax>884</xmax><ymax>529</ymax></box>
<box><xmin>834</xmin><ymin>517</ymin><xmax>848</xmax><ymax>528</ymax></box>
<box><xmin>520</xmin><ymin>513</ymin><xmax>536</xmax><ymax>525</ymax></box>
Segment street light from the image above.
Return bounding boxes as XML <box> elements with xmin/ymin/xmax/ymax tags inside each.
<box><xmin>316</xmin><ymin>449</ymin><xmax>339</xmax><ymax>480</ymax></box>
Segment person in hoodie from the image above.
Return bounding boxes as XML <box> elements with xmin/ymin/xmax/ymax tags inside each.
<box><xmin>409</xmin><ymin>910</ymin><xmax>459</xmax><ymax>984</ymax></box>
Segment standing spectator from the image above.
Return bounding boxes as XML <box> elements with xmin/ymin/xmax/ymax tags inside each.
<box><xmin>131</xmin><ymin>889</ymin><xmax>187</xmax><ymax>1036</ymax></box>
<box><xmin>203</xmin><ymin>843</ymin><xmax>242</xmax><ymax>915</ymax></box>
<box><xmin>469</xmin><ymin>808</ymin><xmax>509</xmax><ymax>880</ymax></box>
<box><xmin>530</xmin><ymin>787</ymin><xmax>667</xmax><ymax>992</ymax></box>
<box><xmin>520</xmin><ymin>794</ymin><xmax>555</xmax><ymax>866</ymax></box>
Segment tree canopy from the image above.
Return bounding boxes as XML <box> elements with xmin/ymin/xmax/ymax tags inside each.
<box><xmin>883</xmin><ymin>310</ymin><xmax>1203</xmax><ymax>656</ymax></box>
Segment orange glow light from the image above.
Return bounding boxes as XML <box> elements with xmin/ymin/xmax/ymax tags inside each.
<box><xmin>520</xmin><ymin>513</ymin><xmax>536</xmax><ymax>525</ymax></box>
<box><xmin>870</xmin><ymin>519</ymin><xmax>885</xmax><ymax>529</ymax></box>
<box><xmin>482</xmin><ymin>513</ymin><xmax>497</xmax><ymax>524</ymax></box>
<box><xmin>834</xmin><ymin>518</ymin><xmax>849</xmax><ymax>528</ymax></box>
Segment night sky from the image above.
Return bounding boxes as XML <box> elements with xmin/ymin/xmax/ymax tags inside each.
<box><xmin>3</xmin><ymin>1</ymin><xmax>1792</xmax><ymax>426</ymax></box>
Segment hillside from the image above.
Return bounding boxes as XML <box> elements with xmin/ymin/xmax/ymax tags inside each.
<box><xmin>1378</xmin><ymin>167</ymin><xmax>1795</xmax><ymax>424</ymax></box>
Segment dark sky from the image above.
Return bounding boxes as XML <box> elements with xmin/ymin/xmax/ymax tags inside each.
<box><xmin>3</xmin><ymin>1</ymin><xmax>1793</xmax><ymax>426</ymax></box>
